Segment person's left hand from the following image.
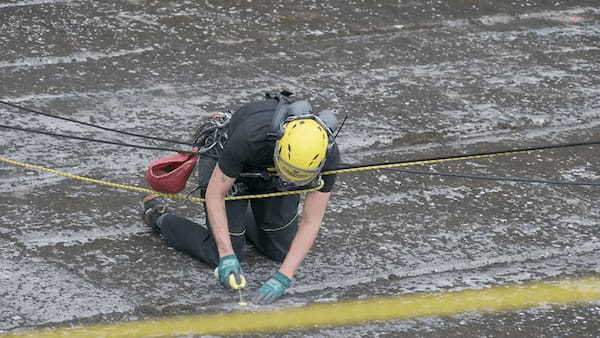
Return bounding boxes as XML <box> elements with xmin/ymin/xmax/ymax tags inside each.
<box><xmin>253</xmin><ymin>271</ymin><xmax>292</xmax><ymax>304</ymax></box>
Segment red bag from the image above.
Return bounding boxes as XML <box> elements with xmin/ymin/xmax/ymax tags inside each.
<box><xmin>145</xmin><ymin>152</ymin><xmax>198</xmax><ymax>193</ymax></box>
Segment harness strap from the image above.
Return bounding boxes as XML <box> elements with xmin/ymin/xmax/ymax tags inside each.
<box><xmin>266</xmin><ymin>91</ymin><xmax>293</xmax><ymax>140</ymax></box>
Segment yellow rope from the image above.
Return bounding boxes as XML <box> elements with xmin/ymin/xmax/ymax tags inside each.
<box><xmin>0</xmin><ymin>147</ymin><xmax>542</xmax><ymax>201</ymax></box>
<box><xmin>321</xmin><ymin>149</ymin><xmax>534</xmax><ymax>176</ymax></box>
<box><xmin>0</xmin><ymin>156</ymin><xmax>322</xmax><ymax>201</ymax></box>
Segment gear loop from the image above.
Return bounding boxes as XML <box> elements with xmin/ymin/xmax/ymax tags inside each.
<box><xmin>191</xmin><ymin>111</ymin><xmax>232</xmax><ymax>156</ymax></box>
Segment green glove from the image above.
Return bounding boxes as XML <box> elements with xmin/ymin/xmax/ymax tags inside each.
<box><xmin>217</xmin><ymin>255</ymin><xmax>246</xmax><ymax>290</ymax></box>
<box><xmin>253</xmin><ymin>271</ymin><xmax>292</xmax><ymax>304</ymax></box>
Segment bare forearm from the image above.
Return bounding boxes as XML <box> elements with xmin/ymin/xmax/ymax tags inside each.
<box><xmin>205</xmin><ymin>195</ymin><xmax>234</xmax><ymax>257</ymax></box>
<box><xmin>205</xmin><ymin>164</ymin><xmax>236</xmax><ymax>257</ymax></box>
<box><xmin>279</xmin><ymin>220</ymin><xmax>320</xmax><ymax>277</ymax></box>
<box><xmin>279</xmin><ymin>191</ymin><xmax>330</xmax><ymax>278</ymax></box>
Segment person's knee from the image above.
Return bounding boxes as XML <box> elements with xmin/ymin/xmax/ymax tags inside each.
<box><xmin>262</xmin><ymin>236</ymin><xmax>292</xmax><ymax>262</ymax></box>
<box><xmin>255</xmin><ymin>219</ymin><xmax>298</xmax><ymax>262</ymax></box>
<box><xmin>258</xmin><ymin>212</ymin><xmax>298</xmax><ymax>232</ymax></box>
<box><xmin>155</xmin><ymin>213</ymin><xmax>169</xmax><ymax>229</ymax></box>
<box><xmin>230</xmin><ymin>231</ymin><xmax>246</xmax><ymax>259</ymax></box>
<box><xmin>266</xmin><ymin>250</ymin><xmax>286</xmax><ymax>263</ymax></box>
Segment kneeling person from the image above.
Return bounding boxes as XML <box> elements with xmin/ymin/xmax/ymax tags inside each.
<box><xmin>142</xmin><ymin>95</ymin><xmax>340</xmax><ymax>304</ymax></box>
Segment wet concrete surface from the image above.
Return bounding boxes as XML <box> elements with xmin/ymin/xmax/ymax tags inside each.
<box><xmin>266</xmin><ymin>302</ymin><xmax>600</xmax><ymax>337</ymax></box>
<box><xmin>1</xmin><ymin>0</ymin><xmax>600</xmax><ymax>335</ymax></box>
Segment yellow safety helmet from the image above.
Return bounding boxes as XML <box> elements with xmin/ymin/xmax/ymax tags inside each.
<box><xmin>274</xmin><ymin>116</ymin><xmax>330</xmax><ymax>186</ymax></box>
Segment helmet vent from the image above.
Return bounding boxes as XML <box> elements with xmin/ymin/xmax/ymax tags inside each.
<box><xmin>309</xmin><ymin>154</ymin><xmax>319</xmax><ymax>166</ymax></box>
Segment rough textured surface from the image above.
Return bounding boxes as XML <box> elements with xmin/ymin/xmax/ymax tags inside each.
<box><xmin>1</xmin><ymin>0</ymin><xmax>599</xmax><ymax>335</ymax></box>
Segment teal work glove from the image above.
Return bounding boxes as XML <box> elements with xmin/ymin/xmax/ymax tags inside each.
<box><xmin>217</xmin><ymin>254</ymin><xmax>247</xmax><ymax>290</ymax></box>
<box><xmin>253</xmin><ymin>271</ymin><xmax>292</xmax><ymax>304</ymax></box>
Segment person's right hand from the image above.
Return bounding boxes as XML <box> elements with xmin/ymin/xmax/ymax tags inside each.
<box><xmin>216</xmin><ymin>254</ymin><xmax>247</xmax><ymax>289</ymax></box>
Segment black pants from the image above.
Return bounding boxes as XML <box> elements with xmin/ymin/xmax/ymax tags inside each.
<box><xmin>155</xmin><ymin>156</ymin><xmax>300</xmax><ymax>268</ymax></box>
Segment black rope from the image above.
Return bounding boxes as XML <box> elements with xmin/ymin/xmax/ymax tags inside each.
<box><xmin>0</xmin><ymin>124</ymin><xmax>193</xmax><ymax>153</ymax></box>
<box><xmin>0</xmin><ymin>100</ymin><xmax>193</xmax><ymax>146</ymax></box>
<box><xmin>386</xmin><ymin>168</ymin><xmax>600</xmax><ymax>187</ymax></box>
<box><xmin>333</xmin><ymin>113</ymin><xmax>348</xmax><ymax>140</ymax></box>
<box><xmin>331</xmin><ymin>140</ymin><xmax>600</xmax><ymax>172</ymax></box>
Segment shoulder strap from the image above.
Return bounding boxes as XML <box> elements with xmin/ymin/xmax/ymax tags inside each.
<box><xmin>266</xmin><ymin>91</ymin><xmax>293</xmax><ymax>140</ymax></box>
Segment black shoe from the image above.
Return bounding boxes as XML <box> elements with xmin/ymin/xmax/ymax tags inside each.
<box><xmin>141</xmin><ymin>194</ymin><xmax>167</xmax><ymax>232</ymax></box>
